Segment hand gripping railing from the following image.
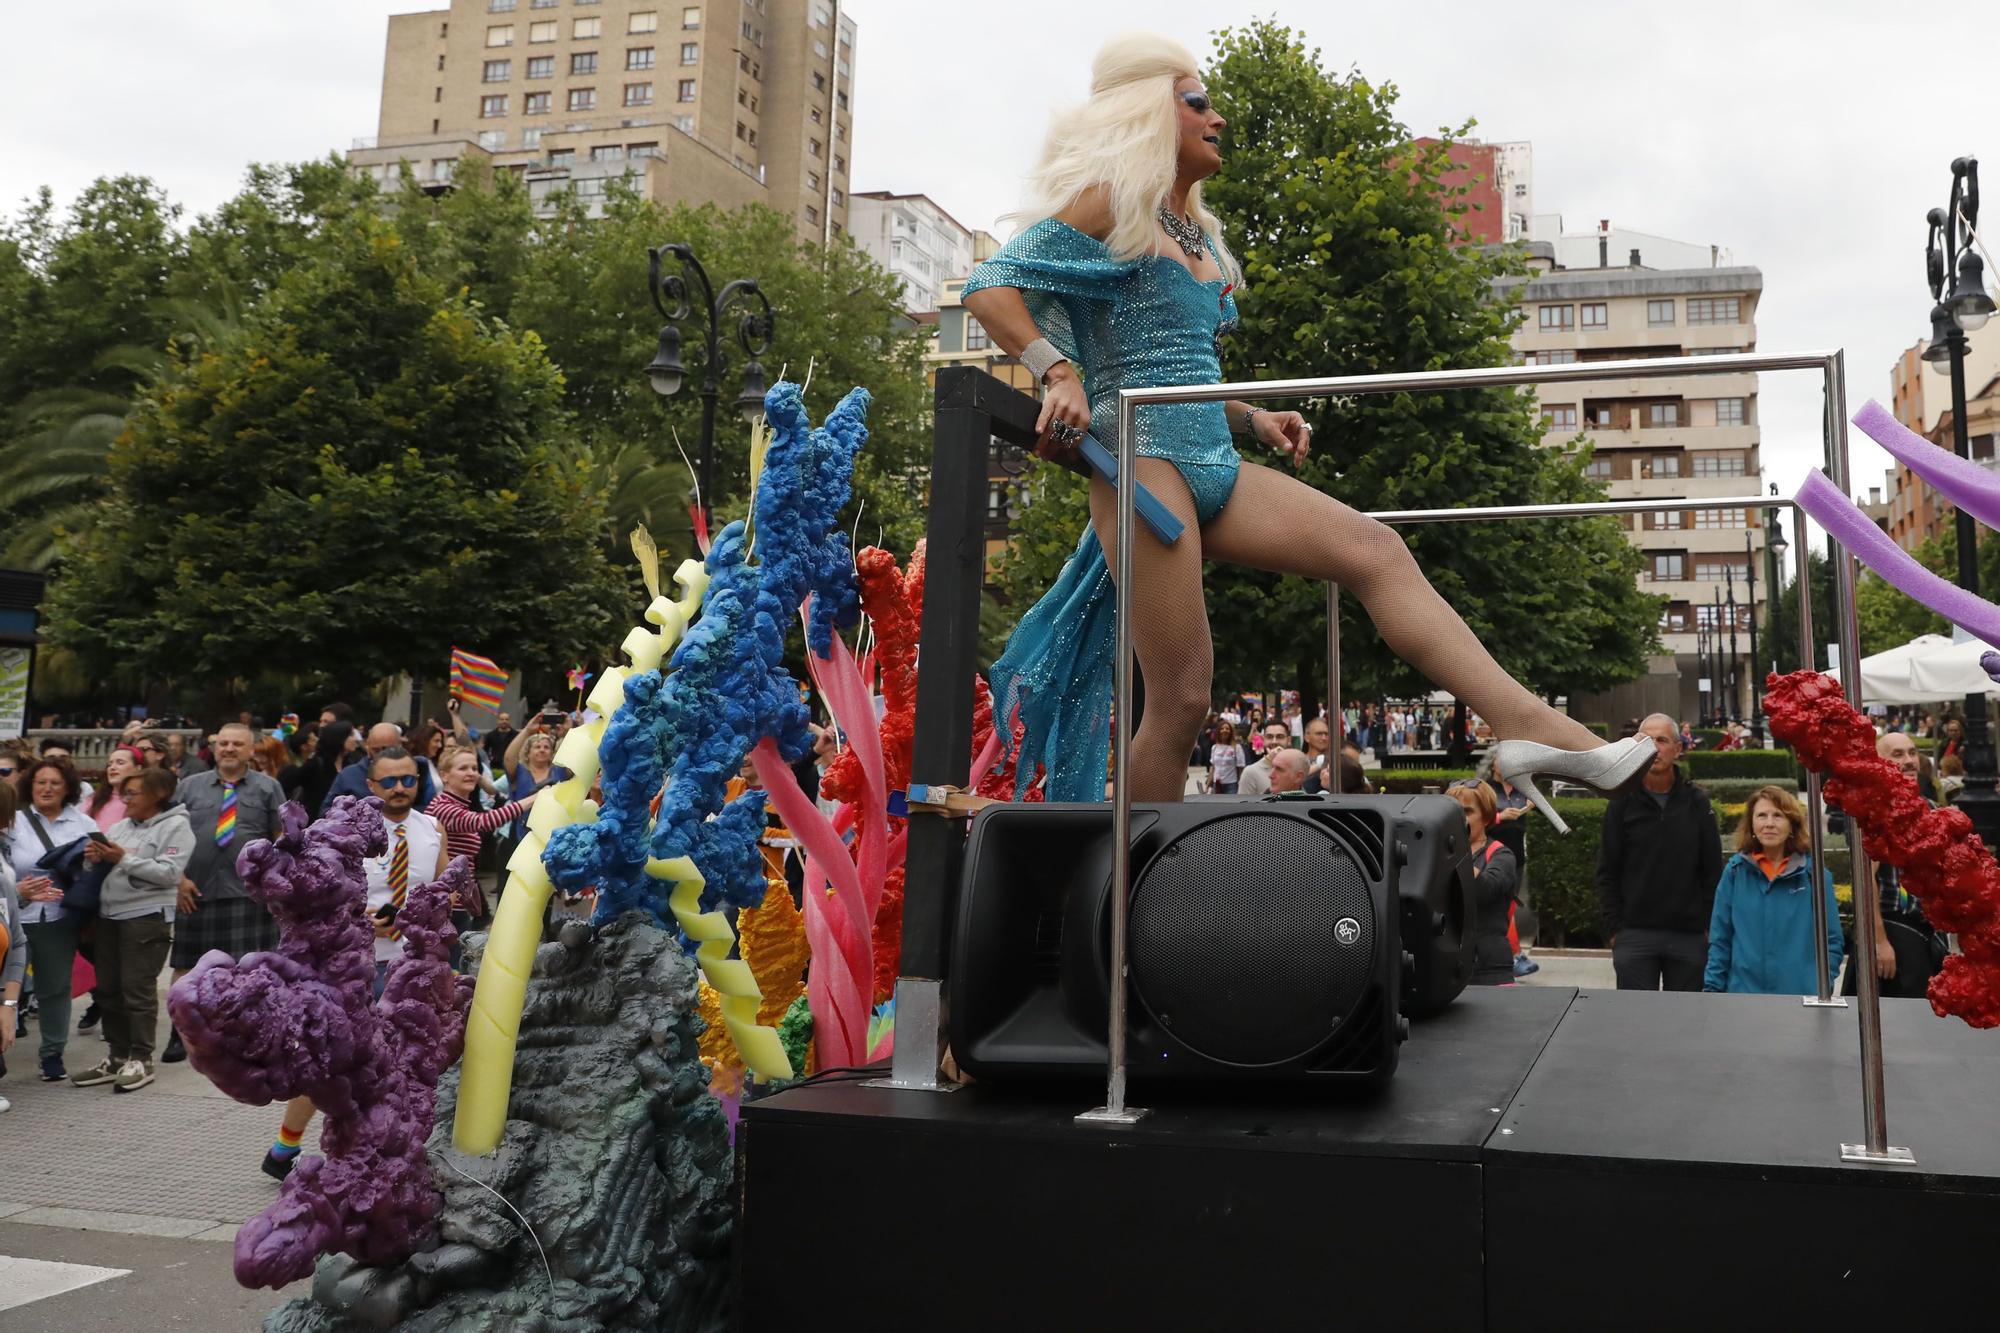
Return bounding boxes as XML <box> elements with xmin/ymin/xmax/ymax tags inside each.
<box><xmin>1089</xmin><ymin>350</ymin><xmax>1912</xmax><ymax>1165</ymax></box>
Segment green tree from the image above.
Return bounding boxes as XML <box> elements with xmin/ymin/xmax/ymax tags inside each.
<box><xmin>994</xmin><ymin>23</ymin><xmax>1658</xmax><ymax>718</ymax></box>
<box><xmin>1770</xmin><ymin>548</ymin><xmax>1836</xmax><ymax>674</ymax></box>
<box><xmin>44</xmin><ymin>211</ymin><xmax>626</xmax><ymax>707</ymax></box>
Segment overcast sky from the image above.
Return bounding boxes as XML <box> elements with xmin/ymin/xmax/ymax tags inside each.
<box><xmin>7</xmin><ymin>1</ymin><xmax>1998</xmax><ymax>543</ymax></box>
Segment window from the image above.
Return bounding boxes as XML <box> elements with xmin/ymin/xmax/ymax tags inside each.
<box><xmin>529</xmin><ymin>20</ymin><xmax>557</xmax><ymax>41</ymax></box>
<box><xmin>806</xmin><ymin>205</ymin><xmax>819</xmax><ymax>225</ymax></box>
<box><xmin>1580</xmin><ymin>302</ymin><xmax>1608</xmax><ymax>329</ymax></box>
<box><xmin>521</xmin><ymin>128</ymin><xmax>542</xmax><ymax>148</ymax></box>
<box><xmin>1583</xmin><ymin>457</ymin><xmax>1614</xmax><ymax>480</ymax></box>
<box><xmin>1686</xmin><ymin>296</ymin><xmax>1742</xmax><ymax>325</ymax></box>
<box><xmin>1589</xmin><ymin>406</ymin><xmax>1613</xmax><ymax>425</ymax></box>
<box><xmin>736</xmin><ymin>120</ymin><xmax>747</xmax><ymax>140</ymax></box>
<box><xmin>1694</xmin><ymin>508</ymin><xmax>1747</xmax><ymax>529</ymax></box>
<box><xmin>833</xmin><ymin>154</ymin><xmax>845</xmax><ymax>173</ymax></box>
<box><xmin>524</xmin><ymin>91</ymin><xmax>551</xmax><ymax>113</ymax></box>
<box><xmin>811</xmin><ymin>0</ymin><xmax>833</xmax><ymax>24</ymax></box>
<box><xmin>1538</xmin><ymin>305</ymin><xmax>1574</xmax><ymax>331</ymax></box>
<box><xmin>530</xmin><ymin>0</ymin><xmax>555</xmax><ymax>6</ymax></box>
<box><xmin>1649</xmin><ymin>554</ymin><xmax>1685</xmax><ymax>582</ymax></box>
<box><xmin>837</xmin><ymin>90</ymin><xmax>848</xmax><ymax>110</ymax></box>
<box><xmin>747</xmin><ymin>127</ymin><xmax>756</xmax><ymax>145</ymax></box>
<box><xmin>1692</xmin><ymin>452</ymin><xmax>1747</xmax><ymax>477</ymax></box>
<box><xmin>1646</xmin><ymin>403</ymin><xmax>1682</xmax><ymax>428</ymax></box>
<box><xmin>831</xmin><ymin>187</ymin><xmax>843</xmax><ymax>207</ymax></box>
<box><xmin>548</xmin><ymin>148</ymin><xmax>574</xmax><ymax>166</ymax></box>
<box><xmin>1690</xmin><ymin>345</ymin><xmax>1744</xmax><ymax>356</ymax></box>
<box><xmin>1646</xmin><ymin>453</ymin><xmax>1681</xmax><ymax>478</ymax></box>
<box><xmin>629</xmin><ymin>46</ymin><xmax>656</xmax><ymax>69</ymax></box>
<box><xmin>436</xmin><ymin>85</ymin><xmax>444</xmax><ymax>102</ymax></box>
<box><xmin>834</xmin><ymin>121</ymin><xmax>845</xmax><ymax>141</ymax></box>
<box><xmin>624</xmin><ymin>82</ymin><xmax>653</xmax><ymax>105</ymax></box>
<box><xmin>679</xmin><ymin>41</ymin><xmax>697</xmax><ymax>63</ymax></box>
<box><xmin>527</xmin><ymin>55</ymin><xmax>554</xmax><ymax>77</ymax></box>
<box><xmin>1694</xmin><ymin>558</ymin><xmax>1744</xmax><ymax>582</ymax></box>
<box><xmin>966</xmin><ymin>316</ymin><xmax>989</xmax><ymax>351</ymax></box>
<box><xmin>678</xmin><ymin>79</ymin><xmax>696</xmax><ymax>101</ymax></box>
<box><xmin>806</xmin><ymin>170</ymin><xmax>820</xmax><ymax>190</ymax></box>
<box><xmin>739</xmin><ymin>51</ymin><xmax>749</xmax><ymax>71</ymax></box>
<box><xmin>481</xmin><ymin>94</ymin><xmax>508</xmax><ymax>117</ymax></box>
<box><xmin>487</xmin><ymin>24</ymin><xmax>514</xmax><ymax>45</ymax></box>
<box><xmin>568</xmin><ymin>87</ymin><xmax>595</xmax><ymax>110</ymax></box>
<box><xmin>574</xmin><ymin>17</ymin><xmax>602</xmax><ymax>39</ymax></box>
<box><xmin>810</xmin><ymin>106</ymin><xmax>822</xmax><ymax>123</ymax></box>
<box><xmin>1647</xmin><ymin>298</ymin><xmax>1675</xmax><ymax>327</ymax></box>
<box><xmin>1715</xmin><ymin>397</ymin><xmax>1746</xmax><ymax>426</ymax></box>
<box><xmin>674</xmin><ymin>115</ymin><xmax>695</xmax><ymax>132</ymax></box>
<box><xmin>629</xmin><ymin>141</ymin><xmax>660</xmax><ymax>157</ymax></box>
<box><xmin>483</xmin><ymin>59</ymin><xmax>512</xmax><ymax>81</ymax></box>
<box><xmin>808</xmin><ymin>137</ymin><xmax>822</xmax><ymax>157</ymax></box>
<box><xmin>1542</xmin><ymin>404</ymin><xmax>1578</xmax><ymax>430</ymax></box>
<box><xmin>591</xmin><ymin>144</ymin><xmax>625</xmax><ymax>162</ymax></box>
<box><xmin>478</xmin><ymin>129</ymin><xmax>506</xmax><ymax>149</ymax></box>
<box><xmin>812</xmin><ymin>71</ymin><xmax>826</xmax><ymax>91</ymax></box>
<box><xmin>1523</xmin><ymin>348</ymin><xmax>1577</xmax><ymax>366</ymax></box>
<box><xmin>630</xmin><ymin>10</ymin><xmax>659</xmax><ymax>33</ymax></box>
<box><xmin>431</xmin><ymin>157</ymin><xmax>457</xmax><ymax>182</ymax></box>
<box><xmin>1648</xmin><ymin>510</ymin><xmax>1684</xmax><ymax>530</ymax></box>
<box><xmin>1660</xmin><ymin>607</ymin><xmax>1691</xmax><ymax>633</ymax></box>
<box><xmin>814</xmin><ymin>39</ymin><xmax>828</xmax><ymax>57</ymax></box>
<box><xmin>683</xmin><ymin>6</ymin><xmax>702</xmax><ymax>28</ymax></box>
<box><xmin>490</xmin><ymin>0</ymin><xmax>515</xmax><ymax>9</ymax></box>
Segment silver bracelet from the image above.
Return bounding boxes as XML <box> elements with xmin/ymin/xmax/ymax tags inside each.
<box><xmin>1241</xmin><ymin>407</ymin><xmax>1265</xmax><ymax>435</ymax></box>
<box><xmin>1021</xmin><ymin>337</ymin><xmax>1069</xmax><ymax>383</ymax></box>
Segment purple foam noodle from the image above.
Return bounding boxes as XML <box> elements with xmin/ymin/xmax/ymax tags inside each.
<box><xmin>165</xmin><ymin>796</ymin><xmax>473</xmax><ymax>1289</ymax></box>
<box><xmin>1854</xmin><ymin>399</ymin><xmax>2000</xmax><ymax>531</ymax></box>
<box><xmin>1795</xmin><ymin>469</ymin><xmax>2000</xmax><ymax>648</ymax></box>
<box><xmin>1984</xmin><ymin>651</ymin><xmax>2000</xmax><ymax>686</ymax></box>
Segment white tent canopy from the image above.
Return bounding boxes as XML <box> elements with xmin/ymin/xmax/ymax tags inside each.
<box><xmin>1824</xmin><ymin>632</ymin><xmax>2000</xmax><ymax>704</ymax></box>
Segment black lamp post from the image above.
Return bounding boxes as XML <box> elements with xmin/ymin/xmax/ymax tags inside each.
<box><xmin>645</xmin><ymin>244</ymin><xmax>776</xmax><ymax>535</ymax></box>
<box><xmin>1922</xmin><ymin>157</ymin><xmax>2000</xmax><ymax>836</ymax></box>
<box><xmin>1726</xmin><ymin>565</ymin><xmax>1745</xmax><ymax>726</ymax></box>
<box><xmin>1754</xmin><ymin>512</ymin><xmax>1787</xmax><ymax>746</ymax></box>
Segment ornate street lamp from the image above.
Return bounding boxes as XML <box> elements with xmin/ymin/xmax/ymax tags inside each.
<box><xmin>645</xmin><ymin>244</ymin><xmax>776</xmax><ymax>535</ymax></box>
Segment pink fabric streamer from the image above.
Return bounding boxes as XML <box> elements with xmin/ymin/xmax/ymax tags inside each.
<box><xmin>752</xmin><ymin>736</ymin><xmax>871</xmax><ymax>1067</ymax></box>
<box><xmin>969</xmin><ymin>728</ymin><xmax>1003</xmax><ymax>791</ymax></box>
<box><xmin>807</xmin><ymin>634</ymin><xmax>889</xmax><ymax>928</ymax></box>
<box><xmin>1795</xmin><ymin>469</ymin><xmax>2000</xmax><ymax>646</ymax></box>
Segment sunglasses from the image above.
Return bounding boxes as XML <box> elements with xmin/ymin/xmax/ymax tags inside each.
<box><xmin>372</xmin><ymin>774</ymin><xmax>419</xmax><ymax>789</ymax></box>
<box><xmin>1178</xmin><ymin>90</ymin><xmax>1213</xmax><ymax>115</ymax></box>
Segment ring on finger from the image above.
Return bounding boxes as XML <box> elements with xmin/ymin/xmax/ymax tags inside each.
<box><xmin>1049</xmin><ymin>420</ymin><xmax>1085</xmax><ymax>447</ymax></box>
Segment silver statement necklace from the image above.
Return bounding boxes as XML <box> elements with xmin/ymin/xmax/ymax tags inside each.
<box><xmin>1157</xmin><ymin>205</ymin><xmax>1207</xmax><ymax>260</ymax></box>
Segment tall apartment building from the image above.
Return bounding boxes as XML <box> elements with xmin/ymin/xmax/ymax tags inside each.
<box><xmin>354</xmin><ymin>0</ymin><xmax>854</xmax><ymax>239</ymax></box>
<box><xmin>1415</xmin><ymin>137</ymin><xmax>1532</xmax><ymax>244</ymax></box>
<box><xmin>847</xmin><ymin>192</ymin><xmax>979</xmax><ymax>314</ymax></box>
<box><xmin>1497</xmin><ymin>221</ymin><xmax>1766</xmax><ymax>722</ymax></box>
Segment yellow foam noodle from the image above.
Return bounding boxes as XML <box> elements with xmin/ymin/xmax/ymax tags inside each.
<box><xmin>621</xmin><ymin>625</ymin><xmax>664</xmax><ymax>673</ymax></box>
<box><xmin>649</xmin><ymin>855</ymin><xmax>794</xmax><ymax>1081</ymax></box>
<box><xmin>586</xmin><ymin>666</ymin><xmax>629</xmax><ymax>717</ymax></box>
<box><xmin>552</xmin><ymin>725</ymin><xmax>603</xmax><ymax>787</ymax></box>
<box><xmin>524</xmin><ymin>791</ymin><xmax>569</xmax><ymax>839</ymax></box>
<box><xmin>504</xmin><ymin>833</ymin><xmax>552</xmax><ymax>895</ymax></box>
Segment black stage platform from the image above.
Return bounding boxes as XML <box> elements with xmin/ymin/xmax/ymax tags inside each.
<box><xmin>736</xmin><ymin>987</ymin><xmax>2000</xmax><ymax>1331</ymax></box>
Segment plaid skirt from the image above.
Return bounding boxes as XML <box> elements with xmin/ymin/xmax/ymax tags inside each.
<box><xmin>169</xmin><ymin>895</ymin><xmax>280</xmax><ymax>969</ymax></box>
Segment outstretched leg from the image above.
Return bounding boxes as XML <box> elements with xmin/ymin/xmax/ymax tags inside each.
<box><xmin>1204</xmin><ymin>461</ymin><xmax>1601</xmax><ymax>752</ymax></box>
<box><xmin>1088</xmin><ymin>459</ymin><xmax>1214</xmax><ymax>801</ymax></box>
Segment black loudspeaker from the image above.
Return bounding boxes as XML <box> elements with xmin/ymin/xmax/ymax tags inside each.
<box><xmin>948</xmin><ymin>794</ymin><xmax>1474</xmax><ymax>1085</ymax></box>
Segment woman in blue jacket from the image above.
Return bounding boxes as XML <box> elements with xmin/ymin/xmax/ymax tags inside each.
<box><xmin>1705</xmin><ymin>785</ymin><xmax>1843</xmax><ymax>995</ymax></box>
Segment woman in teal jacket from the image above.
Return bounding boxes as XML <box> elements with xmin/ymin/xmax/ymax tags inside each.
<box><xmin>1705</xmin><ymin>784</ymin><xmax>1843</xmax><ymax>995</ymax></box>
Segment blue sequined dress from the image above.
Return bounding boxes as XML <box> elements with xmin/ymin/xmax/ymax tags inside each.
<box><xmin>963</xmin><ymin>218</ymin><xmax>1241</xmax><ymax>801</ymax></box>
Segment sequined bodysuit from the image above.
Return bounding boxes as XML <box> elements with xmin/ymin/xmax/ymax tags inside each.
<box><xmin>963</xmin><ymin>219</ymin><xmax>1242</xmax><ymax>801</ymax></box>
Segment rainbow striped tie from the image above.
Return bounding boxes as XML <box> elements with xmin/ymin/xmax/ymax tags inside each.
<box><xmin>388</xmin><ymin>824</ymin><xmax>409</xmax><ymax>942</ymax></box>
<box><xmin>215</xmin><ymin>781</ymin><xmax>238</xmax><ymax>848</ymax></box>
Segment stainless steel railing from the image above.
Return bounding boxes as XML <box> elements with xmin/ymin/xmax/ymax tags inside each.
<box><xmin>1091</xmin><ymin>349</ymin><xmax>1908</xmax><ymax>1165</ymax></box>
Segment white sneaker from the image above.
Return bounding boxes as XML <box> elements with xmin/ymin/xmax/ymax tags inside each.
<box><xmin>0</xmin><ymin>1094</ymin><xmax>11</xmax><ymax>1113</ymax></box>
<box><xmin>112</xmin><ymin>1059</ymin><xmax>155</xmax><ymax>1093</ymax></box>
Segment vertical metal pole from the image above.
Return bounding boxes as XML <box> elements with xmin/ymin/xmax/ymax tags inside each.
<box><xmin>1821</xmin><ymin>351</ymin><xmax>1910</xmax><ymax>1164</ymax></box>
<box><xmin>1327</xmin><ymin>583</ymin><xmax>1341</xmax><ymax>750</ymax></box>
<box><xmin>1078</xmin><ymin>390</ymin><xmax>1146</xmax><ymax>1126</ymax></box>
<box><xmin>1795</xmin><ymin>507</ymin><xmax>1840</xmax><ymax>1010</ymax></box>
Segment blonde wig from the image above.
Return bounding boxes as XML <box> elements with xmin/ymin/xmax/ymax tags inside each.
<box><xmin>1012</xmin><ymin>32</ymin><xmax>1242</xmax><ymax>286</ymax></box>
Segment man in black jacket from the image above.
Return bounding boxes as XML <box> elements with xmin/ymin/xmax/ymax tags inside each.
<box><xmin>1595</xmin><ymin>713</ymin><xmax>1721</xmax><ymax>991</ymax></box>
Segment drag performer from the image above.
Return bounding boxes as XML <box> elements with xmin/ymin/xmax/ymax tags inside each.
<box><xmin>963</xmin><ymin>33</ymin><xmax>1655</xmax><ymax>820</ymax></box>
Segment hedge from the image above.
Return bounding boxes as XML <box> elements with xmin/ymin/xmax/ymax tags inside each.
<box><xmin>1524</xmin><ymin>797</ymin><xmax>1611</xmax><ymax>947</ymax></box>
<box><xmin>1683</xmin><ymin>749</ymin><xmax>1796</xmax><ymax>780</ymax></box>
<box><xmin>1698</xmin><ymin>776</ymin><xmax>1800</xmax><ymax>805</ymax></box>
<box><xmin>1584</xmin><ymin>720</ymin><xmax>1609</xmax><ymax>740</ymax></box>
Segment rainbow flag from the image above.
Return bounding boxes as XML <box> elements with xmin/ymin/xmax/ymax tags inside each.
<box><xmin>449</xmin><ymin>646</ymin><xmax>508</xmax><ymax>711</ymax></box>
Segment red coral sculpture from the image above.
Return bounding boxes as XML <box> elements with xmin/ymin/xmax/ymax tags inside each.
<box><xmin>1765</xmin><ymin>669</ymin><xmax>2000</xmax><ymax>1026</ymax></box>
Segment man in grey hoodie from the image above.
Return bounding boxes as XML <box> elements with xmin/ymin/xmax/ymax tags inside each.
<box><xmin>73</xmin><ymin>766</ymin><xmax>193</xmax><ymax>1093</ymax></box>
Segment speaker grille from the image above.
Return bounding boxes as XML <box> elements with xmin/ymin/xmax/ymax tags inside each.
<box><xmin>1129</xmin><ymin>812</ymin><xmax>1377</xmax><ymax>1068</ymax></box>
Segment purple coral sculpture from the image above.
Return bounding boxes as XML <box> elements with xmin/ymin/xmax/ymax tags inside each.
<box><xmin>166</xmin><ymin>796</ymin><xmax>474</xmax><ymax>1289</ymax></box>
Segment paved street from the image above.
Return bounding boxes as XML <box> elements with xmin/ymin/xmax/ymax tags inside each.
<box><xmin>1</xmin><ymin>970</ymin><xmax>312</xmax><ymax>1329</ymax></box>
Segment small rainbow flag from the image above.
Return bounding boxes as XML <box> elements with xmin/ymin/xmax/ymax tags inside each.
<box><xmin>449</xmin><ymin>646</ymin><xmax>509</xmax><ymax>711</ymax></box>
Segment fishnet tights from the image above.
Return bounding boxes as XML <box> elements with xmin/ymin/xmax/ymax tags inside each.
<box><xmin>1092</xmin><ymin>459</ymin><xmax>1601</xmax><ymax>802</ymax></box>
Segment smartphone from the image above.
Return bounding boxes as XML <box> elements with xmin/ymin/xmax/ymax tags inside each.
<box><xmin>86</xmin><ymin>831</ymin><xmax>111</xmax><ymax>845</ymax></box>
<box><xmin>540</xmin><ymin>709</ymin><xmax>565</xmax><ymax>726</ymax></box>
<box><xmin>374</xmin><ymin>902</ymin><xmax>399</xmax><ymax>924</ymax></box>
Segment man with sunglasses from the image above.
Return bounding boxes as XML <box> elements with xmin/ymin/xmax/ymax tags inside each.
<box><xmin>164</xmin><ymin>722</ymin><xmax>287</xmax><ymax>1063</ymax></box>
<box><xmin>263</xmin><ymin>746</ymin><xmax>446</xmax><ymax>1181</ymax></box>
<box><xmin>318</xmin><ymin>722</ymin><xmax>435</xmax><ymax>817</ymax></box>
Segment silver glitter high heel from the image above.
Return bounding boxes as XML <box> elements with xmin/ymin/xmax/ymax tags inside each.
<box><xmin>1487</xmin><ymin>736</ymin><xmax>1660</xmax><ymax>836</ymax></box>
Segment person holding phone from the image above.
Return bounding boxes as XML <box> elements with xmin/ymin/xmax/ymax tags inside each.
<box><xmin>72</xmin><ymin>766</ymin><xmax>192</xmax><ymax>1093</ymax></box>
<box><xmin>501</xmin><ymin>705</ymin><xmax>571</xmax><ymax>778</ymax></box>
<box><xmin>7</xmin><ymin>756</ymin><xmax>95</xmax><ymax>1081</ymax></box>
